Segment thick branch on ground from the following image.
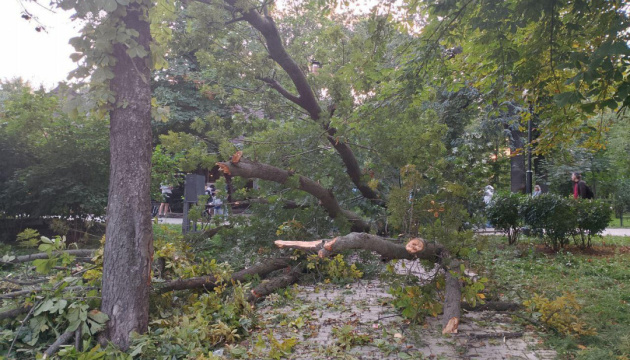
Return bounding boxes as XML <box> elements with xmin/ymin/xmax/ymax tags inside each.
<box><xmin>467</xmin><ymin>332</ymin><xmax>523</xmax><ymax>340</ymax></box>
<box><xmin>0</xmin><ymin>305</ymin><xmax>32</xmax><ymax>321</ymax></box>
<box><xmin>275</xmin><ymin>232</ymin><xmax>462</xmax><ymax>333</ymax></box>
<box><xmin>155</xmin><ymin>257</ymin><xmax>292</xmax><ymax>294</ymax></box>
<box><xmin>462</xmin><ymin>301</ymin><xmax>522</xmax><ymax>312</ymax></box>
<box><xmin>217</xmin><ymin>158</ymin><xmax>370</xmax><ymax>232</ymax></box>
<box><xmin>0</xmin><ymin>249</ymin><xmax>95</xmax><ymax>266</ymax></box>
<box><xmin>442</xmin><ymin>263</ymin><xmax>462</xmax><ymax>334</ymax></box>
<box><xmin>0</xmin><ymin>286</ymin><xmax>97</xmax><ymax>300</ymax></box>
<box><xmin>246</xmin><ymin>264</ymin><xmax>304</xmax><ymax>302</ymax></box>
<box><xmin>42</xmin><ymin>331</ymin><xmax>74</xmax><ymax>359</ymax></box>
<box><xmin>2</xmin><ymin>277</ymin><xmax>48</xmax><ymax>285</ymax></box>
<box><xmin>275</xmin><ymin>233</ymin><xmax>443</xmax><ymax>262</ymax></box>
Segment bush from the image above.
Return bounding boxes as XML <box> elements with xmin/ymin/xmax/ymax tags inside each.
<box><xmin>524</xmin><ymin>292</ymin><xmax>596</xmax><ymax>337</ymax></box>
<box><xmin>522</xmin><ymin>194</ymin><xmax>576</xmax><ymax>251</ymax></box>
<box><xmin>486</xmin><ymin>192</ymin><xmax>525</xmax><ymax>245</ymax></box>
<box><xmin>572</xmin><ymin>199</ymin><xmax>612</xmax><ymax>248</ymax></box>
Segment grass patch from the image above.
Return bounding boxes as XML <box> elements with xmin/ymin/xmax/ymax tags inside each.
<box><xmin>470</xmin><ymin>235</ymin><xmax>630</xmax><ymax>359</ymax></box>
<box><xmin>608</xmin><ymin>214</ymin><xmax>630</xmax><ymax>228</ymax></box>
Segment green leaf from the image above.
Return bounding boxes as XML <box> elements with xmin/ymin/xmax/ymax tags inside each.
<box><xmin>555</xmin><ymin>92</ymin><xmax>581</xmax><ymax>107</ymax></box>
<box><xmin>33</xmin><ymin>258</ymin><xmax>55</xmax><ymax>274</ymax></box>
<box><xmin>34</xmin><ymin>299</ymin><xmax>55</xmax><ymax>316</ymax></box>
<box><xmin>70</xmin><ymin>52</ymin><xmax>84</xmax><ymax>62</ymax></box>
<box><xmin>88</xmin><ymin>309</ymin><xmax>109</xmax><ymax>324</ymax></box>
<box><xmin>102</xmin><ymin>0</ymin><xmax>118</xmax><ymax>12</ymax></box>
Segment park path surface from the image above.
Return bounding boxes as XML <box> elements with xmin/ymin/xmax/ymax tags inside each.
<box><xmin>157</xmin><ymin>216</ymin><xmax>630</xmax><ymax>237</ymax></box>
<box><xmin>240</xmin><ymin>259</ymin><xmax>557</xmax><ymax>360</ymax></box>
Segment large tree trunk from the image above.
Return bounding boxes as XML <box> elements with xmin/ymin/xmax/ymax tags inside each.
<box><xmin>99</xmin><ymin>3</ymin><xmax>153</xmax><ymax>350</ymax></box>
<box><xmin>509</xmin><ymin>129</ymin><xmax>526</xmax><ymax>194</ymax></box>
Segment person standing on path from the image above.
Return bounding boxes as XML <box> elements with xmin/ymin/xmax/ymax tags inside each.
<box><xmin>572</xmin><ymin>173</ymin><xmax>593</xmax><ymax>199</ymax></box>
<box><xmin>533</xmin><ymin>184</ymin><xmax>542</xmax><ymax>197</ymax></box>
<box><xmin>159</xmin><ymin>183</ymin><xmax>172</xmax><ymax>217</ymax></box>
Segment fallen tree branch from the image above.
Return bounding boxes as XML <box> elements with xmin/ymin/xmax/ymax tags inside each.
<box><xmin>274</xmin><ymin>232</ymin><xmax>464</xmax><ymax>333</ymax></box>
<box><xmin>0</xmin><ymin>286</ymin><xmax>98</xmax><ymax>300</ymax></box>
<box><xmin>442</xmin><ymin>262</ymin><xmax>462</xmax><ymax>334</ymax></box>
<box><xmin>0</xmin><ymin>305</ymin><xmax>33</xmax><ymax>321</ymax></box>
<box><xmin>246</xmin><ymin>264</ymin><xmax>304</xmax><ymax>302</ymax></box>
<box><xmin>2</xmin><ymin>277</ymin><xmax>48</xmax><ymax>285</ymax></box>
<box><xmin>462</xmin><ymin>301</ymin><xmax>522</xmax><ymax>312</ymax></box>
<box><xmin>42</xmin><ymin>331</ymin><xmax>74</xmax><ymax>358</ymax></box>
<box><xmin>7</xmin><ymin>301</ymin><xmax>38</xmax><ymax>357</ymax></box>
<box><xmin>275</xmin><ymin>233</ymin><xmax>443</xmax><ymax>262</ymax></box>
<box><xmin>155</xmin><ymin>257</ymin><xmax>292</xmax><ymax>294</ymax></box>
<box><xmin>1</xmin><ymin>249</ymin><xmax>96</xmax><ymax>266</ymax></box>
<box><xmin>467</xmin><ymin>331</ymin><xmax>523</xmax><ymax>340</ymax></box>
<box><xmin>217</xmin><ymin>158</ymin><xmax>370</xmax><ymax>232</ymax></box>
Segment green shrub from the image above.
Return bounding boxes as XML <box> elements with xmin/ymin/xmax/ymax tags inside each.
<box><xmin>572</xmin><ymin>199</ymin><xmax>612</xmax><ymax>248</ymax></box>
<box><xmin>522</xmin><ymin>194</ymin><xmax>576</xmax><ymax>251</ymax></box>
<box><xmin>486</xmin><ymin>192</ymin><xmax>525</xmax><ymax>245</ymax></box>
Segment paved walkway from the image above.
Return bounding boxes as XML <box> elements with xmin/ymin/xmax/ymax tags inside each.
<box><xmin>157</xmin><ymin>216</ymin><xmax>630</xmax><ymax>237</ymax></box>
<box><xmin>479</xmin><ymin>227</ymin><xmax>630</xmax><ymax>236</ymax></box>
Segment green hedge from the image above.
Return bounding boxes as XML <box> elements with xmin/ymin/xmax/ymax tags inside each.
<box><xmin>485</xmin><ymin>192</ymin><xmax>524</xmax><ymax>245</ymax></box>
<box><xmin>487</xmin><ymin>193</ymin><xmax>611</xmax><ymax>250</ymax></box>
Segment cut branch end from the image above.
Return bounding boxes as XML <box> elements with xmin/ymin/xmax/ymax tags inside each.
<box><xmin>405</xmin><ymin>238</ymin><xmax>425</xmax><ymax>254</ymax></box>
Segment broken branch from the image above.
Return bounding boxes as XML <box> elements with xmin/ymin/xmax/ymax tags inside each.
<box><xmin>156</xmin><ymin>257</ymin><xmax>292</xmax><ymax>294</ymax></box>
<box><xmin>217</xmin><ymin>158</ymin><xmax>370</xmax><ymax>232</ymax></box>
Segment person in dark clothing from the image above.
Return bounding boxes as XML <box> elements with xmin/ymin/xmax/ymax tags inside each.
<box><xmin>572</xmin><ymin>172</ymin><xmax>590</xmax><ymax>199</ymax></box>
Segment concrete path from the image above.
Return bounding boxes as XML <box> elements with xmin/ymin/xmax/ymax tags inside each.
<box><xmin>480</xmin><ymin>227</ymin><xmax>630</xmax><ymax>236</ymax></box>
<box><xmin>253</xmin><ymin>279</ymin><xmax>556</xmax><ymax>359</ymax></box>
<box><xmin>157</xmin><ymin>216</ymin><xmax>630</xmax><ymax>237</ymax></box>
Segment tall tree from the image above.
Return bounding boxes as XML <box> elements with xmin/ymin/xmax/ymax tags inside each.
<box><xmin>54</xmin><ymin>0</ymin><xmax>155</xmax><ymax>349</ymax></box>
<box><xmin>99</xmin><ymin>2</ymin><xmax>153</xmax><ymax>349</ymax></box>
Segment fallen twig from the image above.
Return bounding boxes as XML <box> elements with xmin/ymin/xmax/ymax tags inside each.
<box><xmin>467</xmin><ymin>331</ymin><xmax>523</xmax><ymax>340</ymax></box>
<box><xmin>42</xmin><ymin>331</ymin><xmax>75</xmax><ymax>358</ymax></box>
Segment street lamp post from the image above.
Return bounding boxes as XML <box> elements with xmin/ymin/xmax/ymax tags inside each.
<box><xmin>526</xmin><ymin>101</ymin><xmax>533</xmax><ymax>195</ymax></box>
<box><xmin>522</xmin><ymin>89</ymin><xmax>533</xmax><ymax>195</ymax></box>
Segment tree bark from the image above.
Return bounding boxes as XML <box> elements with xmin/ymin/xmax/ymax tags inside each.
<box><xmin>442</xmin><ymin>264</ymin><xmax>462</xmax><ymax>334</ymax></box>
<box><xmin>217</xmin><ymin>158</ymin><xmax>370</xmax><ymax>232</ymax></box>
<box><xmin>509</xmin><ymin>128</ymin><xmax>526</xmax><ymax>194</ymax></box>
<box><xmin>0</xmin><ymin>305</ymin><xmax>32</xmax><ymax>321</ymax></box>
<box><xmin>275</xmin><ymin>233</ymin><xmax>443</xmax><ymax>262</ymax></box>
<box><xmin>99</xmin><ymin>2</ymin><xmax>153</xmax><ymax>350</ymax></box>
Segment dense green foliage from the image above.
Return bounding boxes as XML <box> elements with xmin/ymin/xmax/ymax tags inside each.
<box><xmin>486</xmin><ymin>192</ymin><xmax>525</xmax><ymax>244</ymax></box>
<box><xmin>0</xmin><ymin>82</ymin><xmax>109</xmax><ymax>219</ymax></box>
<box><xmin>3</xmin><ymin>0</ymin><xmax>630</xmax><ymax>358</ymax></box>
<box><xmin>573</xmin><ymin>199</ymin><xmax>613</xmax><ymax>248</ymax></box>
